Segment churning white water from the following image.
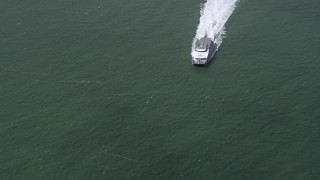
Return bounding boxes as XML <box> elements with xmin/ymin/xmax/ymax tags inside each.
<box><xmin>193</xmin><ymin>0</ymin><xmax>239</xmax><ymax>48</ymax></box>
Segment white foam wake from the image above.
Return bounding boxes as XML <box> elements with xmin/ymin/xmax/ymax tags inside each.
<box><xmin>193</xmin><ymin>0</ymin><xmax>239</xmax><ymax>49</ymax></box>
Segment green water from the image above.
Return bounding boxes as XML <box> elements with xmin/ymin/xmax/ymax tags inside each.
<box><xmin>1</xmin><ymin>0</ymin><xmax>320</xmax><ymax>179</ymax></box>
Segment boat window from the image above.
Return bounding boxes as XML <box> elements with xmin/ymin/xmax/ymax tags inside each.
<box><xmin>195</xmin><ymin>48</ymin><xmax>207</xmax><ymax>52</ymax></box>
<box><xmin>196</xmin><ymin>58</ymin><xmax>207</xmax><ymax>60</ymax></box>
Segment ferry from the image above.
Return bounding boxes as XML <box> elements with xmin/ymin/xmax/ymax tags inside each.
<box><xmin>191</xmin><ymin>37</ymin><xmax>217</xmax><ymax>66</ymax></box>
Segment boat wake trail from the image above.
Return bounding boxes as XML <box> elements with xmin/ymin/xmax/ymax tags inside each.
<box><xmin>193</xmin><ymin>0</ymin><xmax>239</xmax><ymax>49</ymax></box>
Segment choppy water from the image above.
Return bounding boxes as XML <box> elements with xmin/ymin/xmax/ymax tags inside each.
<box><xmin>194</xmin><ymin>0</ymin><xmax>239</xmax><ymax>47</ymax></box>
<box><xmin>1</xmin><ymin>0</ymin><xmax>320</xmax><ymax>179</ymax></box>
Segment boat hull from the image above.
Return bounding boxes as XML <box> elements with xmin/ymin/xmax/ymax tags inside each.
<box><xmin>191</xmin><ymin>41</ymin><xmax>217</xmax><ymax>66</ymax></box>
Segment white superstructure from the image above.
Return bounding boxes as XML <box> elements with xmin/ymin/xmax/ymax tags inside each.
<box><xmin>191</xmin><ymin>37</ymin><xmax>217</xmax><ymax>66</ymax></box>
